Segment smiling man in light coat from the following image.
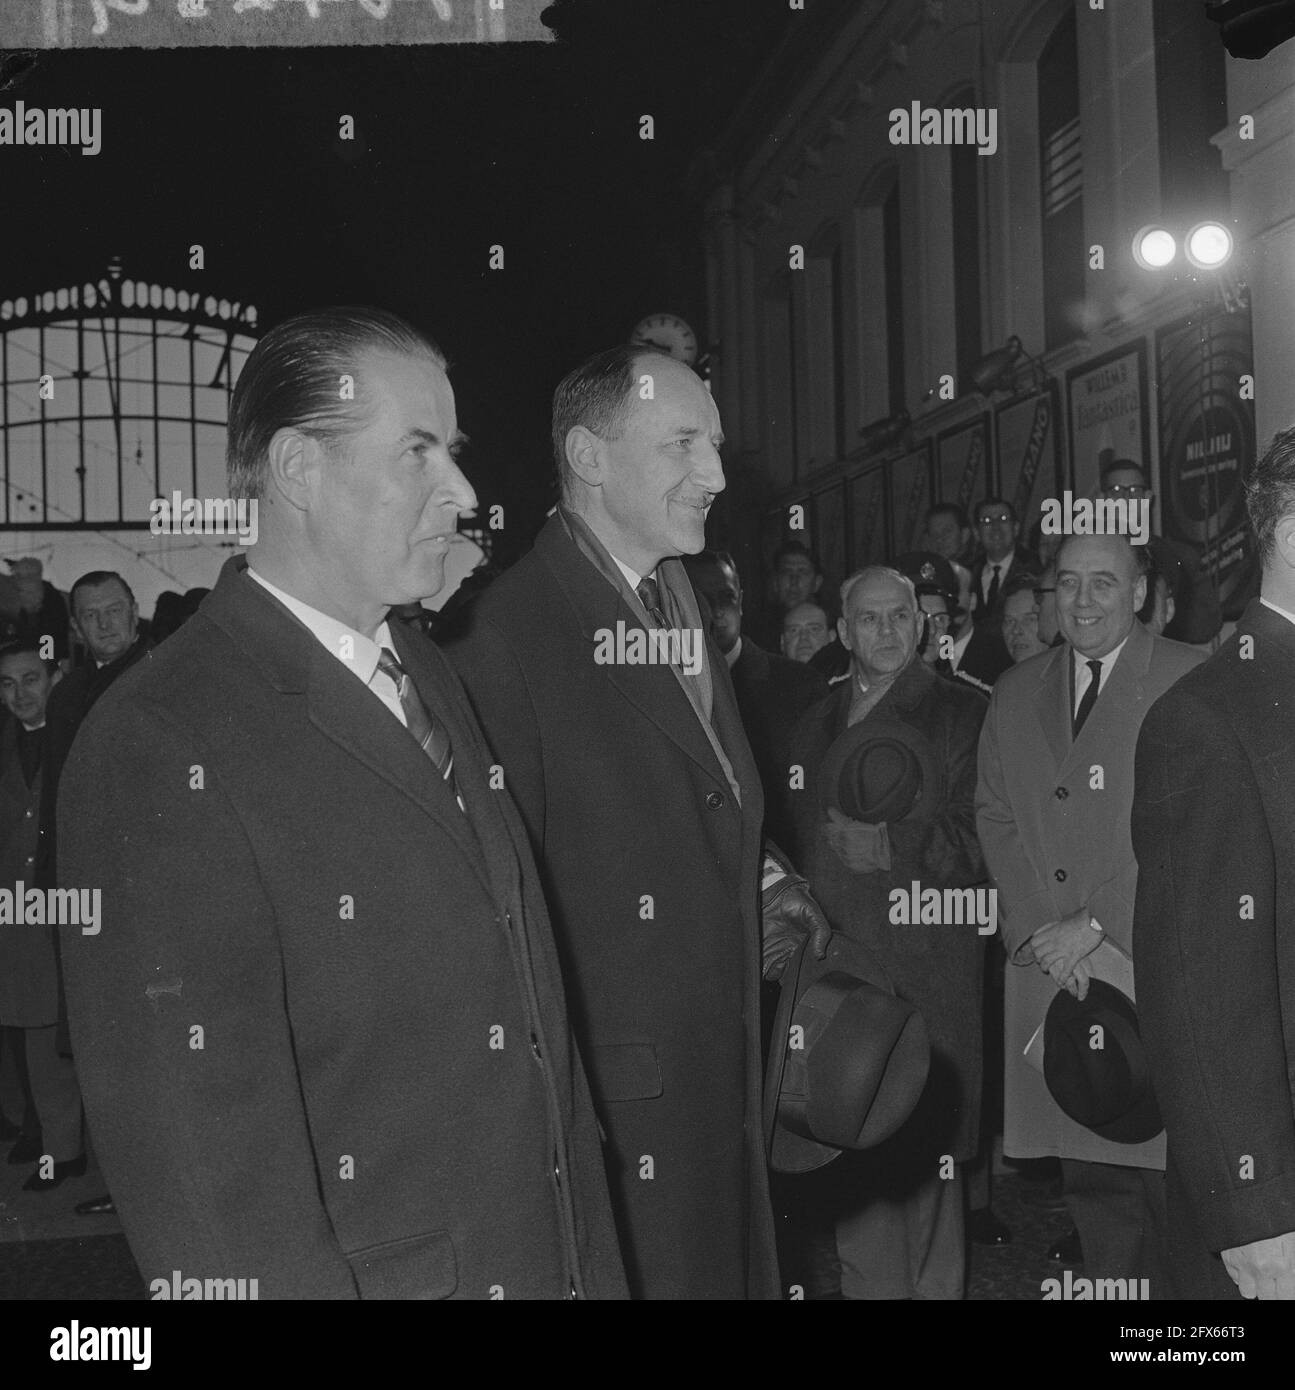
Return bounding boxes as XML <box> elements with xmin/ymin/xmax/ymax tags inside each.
<box><xmin>976</xmin><ymin>533</ymin><xmax>1202</xmax><ymax>1294</ymax></box>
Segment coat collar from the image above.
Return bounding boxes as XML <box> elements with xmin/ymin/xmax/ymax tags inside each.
<box><xmin>1030</xmin><ymin>617</ymin><xmax>1155</xmax><ymax>774</ymax></box>
<box><xmin>199</xmin><ymin>555</ymin><xmax>493</xmax><ymax>890</ymax></box>
<box><xmin>1242</xmin><ymin>596</ymin><xmax>1295</xmax><ymax>673</ymax></box>
<box><xmin>532</xmin><ymin>515</ymin><xmax>754</xmax><ymax>801</ymax></box>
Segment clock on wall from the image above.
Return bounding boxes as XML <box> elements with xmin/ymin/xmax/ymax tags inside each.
<box><xmin>630</xmin><ymin>313</ymin><xmax>699</xmax><ymax>365</ymax></box>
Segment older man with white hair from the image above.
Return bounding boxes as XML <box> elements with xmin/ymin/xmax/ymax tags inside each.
<box><xmin>785</xmin><ymin>566</ymin><xmax>989</xmax><ymax>1299</ymax></box>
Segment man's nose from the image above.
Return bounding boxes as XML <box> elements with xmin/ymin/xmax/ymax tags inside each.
<box><xmin>691</xmin><ymin>443</ymin><xmax>726</xmax><ymax>494</ymax></box>
<box><xmin>440</xmin><ymin>458</ymin><xmax>478</xmax><ymax>516</ymax></box>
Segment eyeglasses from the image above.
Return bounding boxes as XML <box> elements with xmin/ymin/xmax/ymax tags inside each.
<box><xmin>1032</xmin><ymin>587</ymin><xmax>1055</xmax><ymax>600</ymax></box>
<box><xmin>1105</xmin><ymin>484</ymin><xmax>1148</xmax><ymax>496</ymax></box>
<box><xmin>978</xmin><ymin>513</ymin><xmax>1012</xmax><ymax>525</ymax></box>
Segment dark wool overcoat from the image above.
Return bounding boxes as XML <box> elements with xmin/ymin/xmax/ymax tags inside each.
<box><xmin>449</xmin><ymin>515</ymin><xmax>778</xmax><ymax>1300</ymax></box>
<box><xmin>59</xmin><ymin>555</ymin><xmax>628</xmax><ymax>1301</ymax></box>
<box><xmin>787</xmin><ymin>657</ymin><xmax>987</xmax><ymax>1162</ymax></box>
<box><xmin>1132</xmin><ymin>599</ymin><xmax>1295</xmax><ymax>1295</ymax></box>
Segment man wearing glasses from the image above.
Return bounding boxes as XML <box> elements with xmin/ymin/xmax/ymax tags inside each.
<box><xmin>1000</xmin><ymin>573</ymin><xmax>1049</xmax><ymax>665</ymax></box>
<box><xmin>1099</xmin><ymin>462</ymin><xmax>1222</xmax><ymax>646</ymax></box>
<box><xmin>971</xmin><ymin>499</ymin><xmax>1038</xmax><ymax>626</ymax></box>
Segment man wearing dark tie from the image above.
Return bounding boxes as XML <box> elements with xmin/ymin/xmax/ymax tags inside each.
<box><xmin>449</xmin><ymin>344</ymin><xmax>829</xmax><ymax>1299</ymax></box>
<box><xmin>57</xmin><ymin>307</ymin><xmax>628</xmax><ymax>1299</ymax></box>
<box><xmin>976</xmin><ymin>534</ymin><xmax>1202</xmax><ymax>1293</ymax></box>
<box><xmin>971</xmin><ymin>498</ymin><xmax>1037</xmax><ymax>626</ymax></box>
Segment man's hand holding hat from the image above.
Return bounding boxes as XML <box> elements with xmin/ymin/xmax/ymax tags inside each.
<box><xmin>823</xmin><ymin>807</ymin><xmax>892</xmax><ymax>875</ymax></box>
<box><xmin>760</xmin><ymin>845</ymin><xmax>832</xmax><ymax>981</ymax></box>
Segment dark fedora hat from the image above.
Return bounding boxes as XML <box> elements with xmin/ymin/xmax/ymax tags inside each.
<box><xmin>1044</xmin><ymin>980</ymin><xmax>1164</xmax><ymax>1145</ymax></box>
<box><xmin>818</xmin><ymin>716</ymin><xmax>945</xmax><ymax>827</ymax></box>
<box><xmin>765</xmin><ymin>933</ymin><xmax>931</xmax><ymax>1174</ymax></box>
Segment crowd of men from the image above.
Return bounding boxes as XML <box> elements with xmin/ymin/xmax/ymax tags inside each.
<box><xmin>1</xmin><ymin>304</ymin><xmax>1291</xmax><ymax>1301</ymax></box>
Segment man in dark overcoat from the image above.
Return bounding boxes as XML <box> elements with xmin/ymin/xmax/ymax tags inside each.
<box><xmin>450</xmin><ymin>345</ymin><xmax>828</xmax><ymax>1300</ymax></box>
<box><xmin>0</xmin><ymin>642</ymin><xmax>85</xmax><ymax>1189</ymax></box>
<box><xmin>1132</xmin><ymin>426</ymin><xmax>1295</xmax><ymax>1300</ymax></box>
<box><xmin>58</xmin><ymin>307</ymin><xmax>628</xmax><ymax>1300</ymax></box>
<box><xmin>786</xmin><ymin>565</ymin><xmax>987</xmax><ymax>1299</ymax></box>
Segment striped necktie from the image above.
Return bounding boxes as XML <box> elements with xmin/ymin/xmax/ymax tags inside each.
<box><xmin>636</xmin><ymin>575</ymin><xmax>669</xmax><ymax>629</ymax></box>
<box><xmin>377</xmin><ymin>647</ymin><xmax>467</xmax><ymax>815</ymax></box>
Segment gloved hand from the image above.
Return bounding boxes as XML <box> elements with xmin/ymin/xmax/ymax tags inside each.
<box><xmin>760</xmin><ymin>849</ymin><xmax>832</xmax><ymax>982</ymax></box>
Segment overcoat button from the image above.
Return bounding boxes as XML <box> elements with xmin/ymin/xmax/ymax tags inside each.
<box><xmin>705</xmin><ymin>791</ymin><xmax>724</xmax><ymax>810</ymax></box>
<box><xmin>1055</xmin><ymin>786</ymin><xmax>1068</xmax><ymax>800</ymax></box>
<box><xmin>1055</xmin><ymin>869</ymin><xmax>1067</xmax><ymax>882</ymax></box>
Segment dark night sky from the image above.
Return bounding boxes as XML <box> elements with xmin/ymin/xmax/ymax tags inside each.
<box><xmin>1</xmin><ymin>0</ymin><xmax>831</xmax><ymax>553</ymax></box>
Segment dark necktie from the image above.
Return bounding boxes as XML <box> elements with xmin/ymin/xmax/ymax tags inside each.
<box><xmin>636</xmin><ymin>576</ymin><xmax>669</xmax><ymax>629</ymax></box>
<box><xmin>1072</xmin><ymin>658</ymin><xmax>1104</xmax><ymax>739</ymax></box>
<box><xmin>377</xmin><ymin>648</ymin><xmax>467</xmax><ymax>815</ymax></box>
<box><xmin>985</xmin><ymin>564</ymin><xmax>1002</xmax><ymax>613</ymax></box>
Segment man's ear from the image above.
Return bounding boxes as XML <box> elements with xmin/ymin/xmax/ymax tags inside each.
<box><xmin>1164</xmin><ymin>594</ymin><xmax>1176</xmax><ymax>628</ymax></box>
<box><xmin>1275</xmin><ymin>514</ymin><xmax>1295</xmax><ymax>574</ymax></box>
<box><xmin>266</xmin><ymin>428</ymin><xmax>325</xmax><ymax>512</ymax></box>
<box><xmin>565</xmin><ymin>425</ymin><xmax>604</xmax><ymax>491</ymax></box>
<box><xmin>1133</xmin><ymin>574</ymin><xmax>1148</xmax><ymax>614</ymax></box>
<box><xmin>812</xmin><ymin>574</ymin><xmax>823</xmax><ymax>596</ymax></box>
<box><xmin>837</xmin><ymin>615</ymin><xmax>851</xmax><ymax>653</ymax></box>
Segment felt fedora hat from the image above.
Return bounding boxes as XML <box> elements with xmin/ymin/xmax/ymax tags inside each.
<box><xmin>818</xmin><ymin>716</ymin><xmax>945</xmax><ymax>827</ymax></box>
<box><xmin>1043</xmin><ymin>979</ymin><xmax>1164</xmax><ymax>1145</ymax></box>
<box><xmin>765</xmin><ymin>933</ymin><xmax>931</xmax><ymax>1174</ymax></box>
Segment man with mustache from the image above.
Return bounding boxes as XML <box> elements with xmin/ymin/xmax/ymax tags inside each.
<box><xmin>450</xmin><ymin>344</ymin><xmax>829</xmax><ymax>1299</ymax></box>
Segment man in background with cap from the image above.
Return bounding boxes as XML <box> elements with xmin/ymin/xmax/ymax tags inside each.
<box><xmin>1132</xmin><ymin>426</ymin><xmax>1295</xmax><ymax>1299</ymax></box>
<box><xmin>899</xmin><ymin>552</ymin><xmax>1012</xmax><ymax>696</ymax></box>
<box><xmin>786</xmin><ymin>565</ymin><xmax>987</xmax><ymax>1299</ymax></box>
<box><xmin>976</xmin><ymin>533</ymin><xmax>1203</xmax><ymax>1293</ymax></box>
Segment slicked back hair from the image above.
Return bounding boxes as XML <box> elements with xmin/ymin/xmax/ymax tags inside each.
<box><xmin>226</xmin><ymin>306</ymin><xmax>446</xmax><ymax>501</ymax></box>
<box><xmin>70</xmin><ymin>570</ymin><xmax>136</xmax><ymax>615</ymax></box>
<box><xmin>551</xmin><ymin>344</ymin><xmax>674</xmax><ymax>504</ymax></box>
<box><xmin>1246</xmin><ymin>426</ymin><xmax>1295</xmax><ymax>567</ymax></box>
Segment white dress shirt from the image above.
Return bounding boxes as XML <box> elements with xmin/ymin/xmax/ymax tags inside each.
<box><xmin>1260</xmin><ymin>596</ymin><xmax>1295</xmax><ymax>629</ymax></box>
<box><xmin>1072</xmin><ymin>632</ymin><xmax>1130</xmax><ymax>709</ymax></box>
<box><xmin>247</xmin><ymin>566</ymin><xmax>406</xmax><ymax>728</ymax></box>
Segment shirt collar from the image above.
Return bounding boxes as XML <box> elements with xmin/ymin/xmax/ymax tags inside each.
<box><xmin>1260</xmin><ymin>596</ymin><xmax>1295</xmax><ymax>629</ymax></box>
<box><xmin>724</xmin><ymin>635</ymin><xmax>742</xmax><ymax>669</ymax></box>
<box><xmin>610</xmin><ymin>553</ymin><xmax>647</xmax><ymax>591</ymax></box>
<box><xmin>1072</xmin><ymin>631</ymin><xmax>1131</xmax><ymax>680</ymax></box>
<box><xmin>247</xmin><ymin>566</ymin><xmax>392</xmax><ymax>686</ymax></box>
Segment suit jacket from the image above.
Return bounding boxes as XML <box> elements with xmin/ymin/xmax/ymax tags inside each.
<box><xmin>0</xmin><ymin>722</ymin><xmax>56</xmax><ymax>1027</ymax></box>
<box><xmin>43</xmin><ymin>635</ymin><xmax>151</xmax><ymax>882</ymax></box>
<box><xmin>787</xmin><ymin>659</ymin><xmax>987</xmax><ymax>1160</ymax></box>
<box><xmin>971</xmin><ymin>545</ymin><xmax>1038</xmax><ymax>623</ymax></box>
<box><xmin>448</xmin><ymin>515</ymin><xmax>778</xmax><ymax>1300</ymax></box>
<box><xmin>58</xmin><ymin>555</ymin><xmax>628</xmax><ymax>1300</ymax></box>
<box><xmin>730</xmin><ymin>636</ymin><xmax>828</xmax><ymax>850</ymax></box>
<box><xmin>976</xmin><ymin>619</ymin><xmax>1203</xmax><ymax>1167</ymax></box>
<box><xmin>1132</xmin><ymin>599</ymin><xmax>1295</xmax><ymax>1266</ymax></box>
<box><xmin>948</xmin><ymin>624</ymin><xmax>1012</xmax><ymax>695</ymax></box>
<box><xmin>1148</xmin><ymin>533</ymin><xmax>1223</xmax><ymax>645</ymax></box>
